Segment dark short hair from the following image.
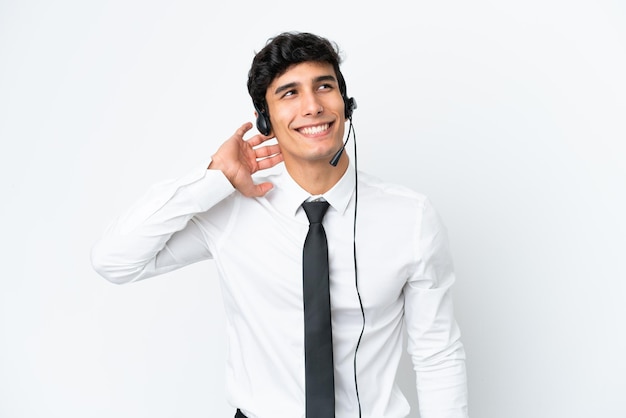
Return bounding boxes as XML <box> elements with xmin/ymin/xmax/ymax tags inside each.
<box><xmin>247</xmin><ymin>32</ymin><xmax>348</xmax><ymax>112</ymax></box>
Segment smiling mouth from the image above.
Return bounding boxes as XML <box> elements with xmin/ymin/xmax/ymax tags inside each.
<box><xmin>298</xmin><ymin>123</ymin><xmax>331</xmax><ymax>136</ymax></box>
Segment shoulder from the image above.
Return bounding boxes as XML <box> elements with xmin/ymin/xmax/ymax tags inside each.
<box><xmin>356</xmin><ymin>171</ymin><xmax>447</xmax><ymax>235</ymax></box>
<box><xmin>357</xmin><ymin>170</ymin><xmax>429</xmax><ymax>208</ymax></box>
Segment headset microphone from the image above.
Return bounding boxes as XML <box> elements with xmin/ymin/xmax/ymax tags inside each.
<box><xmin>329</xmin><ymin>140</ymin><xmax>347</xmax><ymax>167</ymax></box>
<box><xmin>329</xmin><ymin>97</ymin><xmax>357</xmax><ymax>167</ymax></box>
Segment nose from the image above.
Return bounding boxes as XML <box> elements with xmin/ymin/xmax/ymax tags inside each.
<box><xmin>301</xmin><ymin>91</ymin><xmax>323</xmax><ymax>116</ymax></box>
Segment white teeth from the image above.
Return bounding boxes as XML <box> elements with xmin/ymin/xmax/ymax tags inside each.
<box><xmin>300</xmin><ymin>124</ymin><xmax>329</xmax><ymax>135</ymax></box>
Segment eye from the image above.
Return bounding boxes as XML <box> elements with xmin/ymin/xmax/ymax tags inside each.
<box><xmin>318</xmin><ymin>83</ymin><xmax>333</xmax><ymax>91</ymax></box>
<box><xmin>282</xmin><ymin>89</ymin><xmax>297</xmax><ymax>98</ymax></box>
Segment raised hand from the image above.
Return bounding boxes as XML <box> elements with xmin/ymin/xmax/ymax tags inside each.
<box><xmin>209</xmin><ymin>122</ymin><xmax>283</xmax><ymax>197</ymax></box>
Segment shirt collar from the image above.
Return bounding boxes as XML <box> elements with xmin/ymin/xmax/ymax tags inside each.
<box><xmin>268</xmin><ymin>162</ymin><xmax>356</xmax><ymax>217</ymax></box>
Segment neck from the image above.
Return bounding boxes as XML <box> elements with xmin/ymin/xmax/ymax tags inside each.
<box><xmin>284</xmin><ymin>154</ymin><xmax>349</xmax><ymax>195</ymax></box>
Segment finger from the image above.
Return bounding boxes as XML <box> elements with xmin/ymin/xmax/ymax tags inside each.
<box><xmin>254</xmin><ymin>143</ymin><xmax>281</xmax><ymax>158</ymax></box>
<box><xmin>256</xmin><ymin>153</ymin><xmax>284</xmax><ymax>170</ymax></box>
<box><xmin>246</xmin><ymin>132</ymin><xmax>276</xmax><ymax>147</ymax></box>
<box><xmin>234</xmin><ymin>122</ymin><xmax>254</xmax><ymax>139</ymax></box>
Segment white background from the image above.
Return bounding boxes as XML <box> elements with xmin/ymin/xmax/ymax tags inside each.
<box><xmin>1</xmin><ymin>0</ymin><xmax>625</xmax><ymax>417</ymax></box>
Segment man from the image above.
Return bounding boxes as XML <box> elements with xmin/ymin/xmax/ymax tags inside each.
<box><xmin>92</xmin><ymin>32</ymin><xmax>468</xmax><ymax>418</ymax></box>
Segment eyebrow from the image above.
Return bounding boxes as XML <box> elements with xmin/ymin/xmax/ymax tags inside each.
<box><xmin>273</xmin><ymin>74</ymin><xmax>337</xmax><ymax>96</ymax></box>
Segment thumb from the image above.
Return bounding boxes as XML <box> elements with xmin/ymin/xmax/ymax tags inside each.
<box><xmin>249</xmin><ymin>181</ymin><xmax>274</xmax><ymax>197</ymax></box>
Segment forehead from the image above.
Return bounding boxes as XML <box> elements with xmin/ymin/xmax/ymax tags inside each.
<box><xmin>269</xmin><ymin>61</ymin><xmax>336</xmax><ymax>89</ymax></box>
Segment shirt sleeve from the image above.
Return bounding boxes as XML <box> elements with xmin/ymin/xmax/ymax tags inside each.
<box><xmin>90</xmin><ymin>163</ymin><xmax>235</xmax><ymax>284</ymax></box>
<box><xmin>403</xmin><ymin>198</ymin><xmax>469</xmax><ymax>418</ymax></box>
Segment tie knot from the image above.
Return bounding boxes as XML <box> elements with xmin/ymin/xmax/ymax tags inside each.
<box><xmin>302</xmin><ymin>200</ymin><xmax>330</xmax><ymax>224</ymax></box>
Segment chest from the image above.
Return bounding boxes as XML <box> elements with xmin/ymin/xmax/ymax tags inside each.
<box><xmin>211</xmin><ymin>201</ymin><xmax>415</xmax><ymax>314</ymax></box>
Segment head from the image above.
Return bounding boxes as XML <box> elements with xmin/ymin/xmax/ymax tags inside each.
<box><xmin>247</xmin><ymin>32</ymin><xmax>355</xmax><ymax>136</ymax></box>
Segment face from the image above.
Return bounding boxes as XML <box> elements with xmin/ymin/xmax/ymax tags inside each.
<box><xmin>264</xmin><ymin>61</ymin><xmax>346</xmax><ymax>169</ymax></box>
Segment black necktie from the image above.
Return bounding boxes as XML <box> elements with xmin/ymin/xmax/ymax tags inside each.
<box><xmin>302</xmin><ymin>200</ymin><xmax>335</xmax><ymax>417</ymax></box>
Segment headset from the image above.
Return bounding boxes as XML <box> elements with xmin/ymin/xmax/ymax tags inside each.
<box><xmin>253</xmin><ymin>89</ymin><xmax>357</xmax><ymax>138</ymax></box>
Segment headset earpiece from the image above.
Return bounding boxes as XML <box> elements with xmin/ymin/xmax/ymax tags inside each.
<box><xmin>254</xmin><ymin>103</ymin><xmax>271</xmax><ymax>136</ymax></box>
<box><xmin>345</xmin><ymin>97</ymin><xmax>357</xmax><ymax>119</ymax></box>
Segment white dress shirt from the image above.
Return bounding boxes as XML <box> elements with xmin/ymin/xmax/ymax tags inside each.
<box><xmin>91</xmin><ymin>161</ymin><xmax>468</xmax><ymax>418</ymax></box>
